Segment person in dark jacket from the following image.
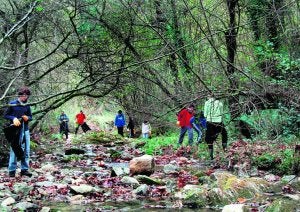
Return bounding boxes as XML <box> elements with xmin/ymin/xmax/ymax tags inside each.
<box><xmin>114</xmin><ymin>110</ymin><xmax>126</xmax><ymax>136</ymax></box>
<box><xmin>127</xmin><ymin>116</ymin><xmax>135</xmax><ymax>138</ymax></box>
<box><xmin>4</xmin><ymin>87</ymin><xmax>33</xmax><ymax>177</ymax></box>
<box><xmin>58</xmin><ymin>111</ymin><xmax>69</xmax><ymax>139</ymax></box>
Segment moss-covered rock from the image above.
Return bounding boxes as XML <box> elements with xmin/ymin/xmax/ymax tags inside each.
<box><xmin>135</xmin><ymin>175</ymin><xmax>165</xmax><ymax>185</ymax></box>
<box><xmin>198</xmin><ymin>176</ymin><xmax>213</xmax><ymax>185</ymax></box>
<box><xmin>266</xmin><ymin>199</ymin><xmax>300</xmax><ymax>212</ymax></box>
<box><xmin>207</xmin><ymin>171</ymin><xmax>270</xmax><ymax>206</ymax></box>
<box><xmin>178</xmin><ymin>185</ymin><xmax>208</xmax><ymax>208</ymax></box>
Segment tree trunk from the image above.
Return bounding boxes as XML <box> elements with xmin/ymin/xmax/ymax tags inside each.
<box><xmin>225</xmin><ymin>0</ymin><xmax>240</xmax><ymax>119</ymax></box>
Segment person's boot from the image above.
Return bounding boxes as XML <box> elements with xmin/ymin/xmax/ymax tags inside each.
<box><xmin>197</xmin><ymin>137</ymin><xmax>202</xmax><ymax>145</ymax></box>
<box><xmin>209</xmin><ymin>149</ymin><xmax>214</xmax><ymax>160</ymax></box>
<box><xmin>222</xmin><ymin>143</ymin><xmax>227</xmax><ymax>151</ymax></box>
<box><xmin>9</xmin><ymin>171</ymin><xmax>16</xmax><ymax>177</ymax></box>
<box><xmin>21</xmin><ymin>170</ymin><xmax>32</xmax><ymax>177</ymax></box>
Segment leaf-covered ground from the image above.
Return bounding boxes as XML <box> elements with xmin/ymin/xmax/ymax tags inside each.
<box><xmin>0</xmin><ymin>131</ymin><xmax>299</xmax><ymax>211</ymax></box>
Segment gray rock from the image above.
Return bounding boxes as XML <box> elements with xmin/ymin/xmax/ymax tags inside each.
<box><xmin>111</xmin><ymin>166</ymin><xmax>130</xmax><ymax>177</ymax></box>
<box><xmin>1</xmin><ymin>197</ymin><xmax>15</xmax><ymax>207</ymax></box>
<box><xmin>222</xmin><ymin>204</ymin><xmax>248</xmax><ymax>212</ymax></box>
<box><xmin>281</xmin><ymin>175</ymin><xmax>296</xmax><ymax>183</ymax></box>
<box><xmin>13</xmin><ymin>183</ymin><xmax>33</xmax><ymax>195</ymax></box>
<box><xmin>121</xmin><ymin>176</ymin><xmax>140</xmax><ymax>188</ymax></box>
<box><xmin>35</xmin><ymin>181</ymin><xmax>56</xmax><ymax>187</ymax></box>
<box><xmin>133</xmin><ymin>184</ymin><xmax>149</xmax><ymax>195</ymax></box>
<box><xmin>40</xmin><ymin>206</ymin><xmax>51</xmax><ymax>212</ymax></box>
<box><xmin>14</xmin><ymin>202</ymin><xmax>38</xmax><ymax>211</ymax></box>
<box><xmin>163</xmin><ymin>164</ymin><xmax>179</xmax><ymax>174</ymax></box>
<box><xmin>70</xmin><ymin>184</ymin><xmax>94</xmax><ymax>194</ymax></box>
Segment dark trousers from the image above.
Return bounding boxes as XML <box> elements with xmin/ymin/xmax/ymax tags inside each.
<box><xmin>205</xmin><ymin>122</ymin><xmax>227</xmax><ymax>159</ymax></box>
<box><xmin>75</xmin><ymin>124</ymin><xmax>80</xmax><ymax>134</ymax></box>
<box><xmin>59</xmin><ymin>122</ymin><xmax>69</xmax><ymax>139</ymax></box>
<box><xmin>129</xmin><ymin>128</ymin><xmax>134</xmax><ymax>138</ymax></box>
<box><xmin>117</xmin><ymin>127</ymin><xmax>124</xmax><ymax>136</ymax></box>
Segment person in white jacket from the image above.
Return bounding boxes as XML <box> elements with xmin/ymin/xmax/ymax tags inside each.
<box><xmin>142</xmin><ymin>120</ymin><xmax>151</xmax><ymax>139</ymax></box>
<box><xmin>204</xmin><ymin>95</ymin><xmax>227</xmax><ymax>160</ymax></box>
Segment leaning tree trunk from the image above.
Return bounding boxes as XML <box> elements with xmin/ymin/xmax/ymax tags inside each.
<box><xmin>225</xmin><ymin>0</ymin><xmax>240</xmax><ymax>119</ymax></box>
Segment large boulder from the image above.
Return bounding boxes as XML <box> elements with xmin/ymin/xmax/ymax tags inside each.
<box><xmin>208</xmin><ymin>171</ymin><xmax>270</xmax><ymax>205</ymax></box>
<box><xmin>129</xmin><ymin>155</ymin><xmax>155</xmax><ymax>176</ymax></box>
<box><xmin>176</xmin><ymin>171</ymin><xmax>271</xmax><ymax>208</ymax></box>
<box><xmin>175</xmin><ymin>184</ymin><xmax>207</xmax><ymax>208</ymax></box>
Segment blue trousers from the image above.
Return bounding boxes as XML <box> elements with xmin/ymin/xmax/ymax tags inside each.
<box><xmin>8</xmin><ymin>128</ymin><xmax>30</xmax><ymax>172</ymax></box>
<box><xmin>192</xmin><ymin>123</ymin><xmax>203</xmax><ymax>143</ymax></box>
<box><xmin>178</xmin><ymin>127</ymin><xmax>194</xmax><ymax>145</ymax></box>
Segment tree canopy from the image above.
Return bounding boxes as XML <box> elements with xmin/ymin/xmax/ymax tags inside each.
<box><xmin>0</xmin><ymin>0</ymin><xmax>299</xmax><ymax>134</ymax></box>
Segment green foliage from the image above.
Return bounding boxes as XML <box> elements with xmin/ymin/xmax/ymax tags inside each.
<box><xmin>277</xmin><ymin>149</ymin><xmax>294</xmax><ymax>175</ymax></box>
<box><xmin>252</xmin><ymin>148</ymin><xmax>295</xmax><ymax>175</ymax></box>
<box><xmin>253</xmin><ymin>40</ymin><xmax>300</xmax><ymax>83</ymax></box>
<box><xmin>51</xmin><ymin>133</ymin><xmax>63</xmax><ymax>140</ymax></box>
<box><xmin>30</xmin><ymin>141</ymin><xmax>38</xmax><ymax>150</ymax></box>
<box><xmin>62</xmin><ymin>154</ymin><xmax>82</xmax><ymax>162</ymax></box>
<box><xmin>35</xmin><ymin>6</ymin><xmax>44</xmax><ymax>12</ymax></box>
<box><xmin>137</xmin><ymin>133</ymin><xmax>178</xmax><ymax>155</ymax></box>
<box><xmin>196</xmin><ymin>143</ymin><xmax>210</xmax><ymax>160</ymax></box>
<box><xmin>237</xmin><ymin>108</ymin><xmax>299</xmax><ymax>141</ymax></box>
<box><xmin>253</xmin><ymin>153</ymin><xmax>276</xmax><ymax>170</ymax></box>
<box><xmin>279</xmin><ymin>105</ymin><xmax>300</xmax><ymax>138</ymax></box>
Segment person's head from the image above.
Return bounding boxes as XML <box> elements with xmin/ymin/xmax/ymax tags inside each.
<box><xmin>187</xmin><ymin>104</ymin><xmax>195</xmax><ymax>113</ymax></box>
<box><xmin>18</xmin><ymin>86</ymin><xmax>31</xmax><ymax>103</ymax></box>
<box><xmin>118</xmin><ymin>110</ymin><xmax>122</xmax><ymax>114</ymax></box>
<box><xmin>80</xmin><ymin>110</ymin><xmax>83</xmax><ymax>113</ymax></box>
<box><xmin>61</xmin><ymin>111</ymin><xmax>65</xmax><ymax>115</ymax></box>
<box><xmin>144</xmin><ymin>120</ymin><xmax>148</xmax><ymax>124</ymax></box>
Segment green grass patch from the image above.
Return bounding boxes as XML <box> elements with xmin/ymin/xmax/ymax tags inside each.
<box><xmin>135</xmin><ymin>132</ymin><xmax>178</xmax><ymax>155</ymax></box>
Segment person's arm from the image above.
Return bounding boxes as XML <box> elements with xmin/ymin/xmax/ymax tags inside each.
<box><xmin>190</xmin><ymin>116</ymin><xmax>194</xmax><ymax>125</ymax></box>
<box><xmin>4</xmin><ymin>106</ymin><xmax>15</xmax><ymax>121</ymax></box>
<box><xmin>204</xmin><ymin>101</ymin><xmax>209</xmax><ymax>118</ymax></box>
<box><xmin>24</xmin><ymin>105</ymin><xmax>33</xmax><ymax>121</ymax></box>
<box><xmin>21</xmin><ymin>105</ymin><xmax>33</xmax><ymax>122</ymax></box>
<box><xmin>4</xmin><ymin>106</ymin><xmax>22</xmax><ymax>126</ymax></box>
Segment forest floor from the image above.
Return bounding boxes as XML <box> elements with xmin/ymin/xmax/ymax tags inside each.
<box><xmin>0</xmin><ymin>131</ymin><xmax>299</xmax><ymax>211</ymax></box>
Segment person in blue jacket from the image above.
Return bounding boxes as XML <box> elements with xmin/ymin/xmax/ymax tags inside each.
<box><xmin>114</xmin><ymin>110</ymin><xmax>126</xmax><ymax>136</ymax></box>
<box><xmin>190</xmin><ymin>111</ymin><xmax>207</xmax><ymax>144</ymax></box>
<box><xmin>4</xmin><ymin>87</ymin><xmax>33</xmax><ymax>178</ymax></box>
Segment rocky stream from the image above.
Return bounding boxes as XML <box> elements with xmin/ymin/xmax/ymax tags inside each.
<box><xmin>0</xmin><ymin>132</ymin><xmax>299</xmax><ymax>211</ymax></box>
